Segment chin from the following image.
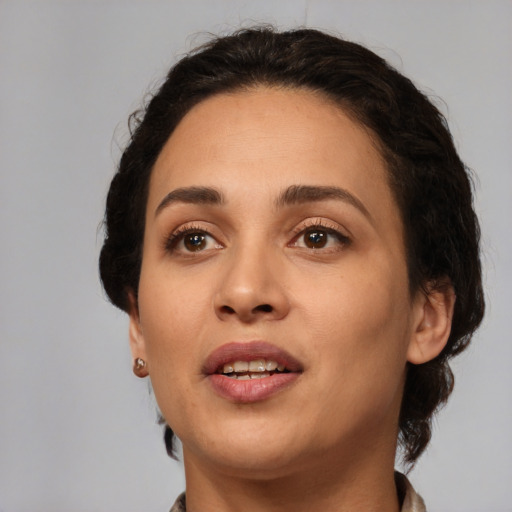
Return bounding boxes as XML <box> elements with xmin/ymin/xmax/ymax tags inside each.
<box><xmin>180</xmin><ymin>416</ymin><xmax>313</xmax><ymax>478</ymax></box>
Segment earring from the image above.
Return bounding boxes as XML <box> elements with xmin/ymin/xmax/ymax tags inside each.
<box><xmin>133</xmin><ymin>357</ymin><xmax>148</xmax><ymax>378</ymax></box>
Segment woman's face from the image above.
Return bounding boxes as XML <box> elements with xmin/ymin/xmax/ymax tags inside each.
<box><xmin>132</xmin><ymin>87</ymin><xmax>424</xmax><ymax>477</ymax></box>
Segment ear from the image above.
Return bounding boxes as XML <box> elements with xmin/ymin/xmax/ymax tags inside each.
<box><xmin>407</xmin><ymin>280</ymin><xmax>456</xmax><ymax>365</ymax></box>
<box><xmin>128</xmin><ymin>290</ymin><xmax>148</xmax><ymax>368</ymax></box>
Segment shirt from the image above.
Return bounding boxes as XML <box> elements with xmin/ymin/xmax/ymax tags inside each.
<box><xmin>169</xmin><ymin>472</ymin><xmax>426</xmax><ymax>512</ymax></box>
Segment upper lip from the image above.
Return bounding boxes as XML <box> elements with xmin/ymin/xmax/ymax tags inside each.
<box><xmin>202</xmin><ymin>341</ymin><xmax>303</xmax><ymax>375</ymax></box>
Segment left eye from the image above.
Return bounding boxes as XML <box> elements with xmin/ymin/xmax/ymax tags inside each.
<box><xmin>292</xmin><ymin>227</ymin><xmax>348</xmax><ymax>250</ymax></box>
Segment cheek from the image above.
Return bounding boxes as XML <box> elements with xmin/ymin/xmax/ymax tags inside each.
<box><xmin>308</xmin><ymin>275</ymin><xmax>410</xmax><ymax>422</ymax></box>
<box><xmin>137</xmin><ymin>282</ymin><xmax>203</xmax><ymax>426</ymax></box>
<box><xmin>300</xmin><ymin>256</ymin><xmax>412</xmax><ymax>385</ymax></box>
<box><xmin>137</xmin><ymin>266</ymin><xmax>213</xmax><ymax>401</ymax></box>
<box><xmin>302</xmin><ymin>254</ymin><xmax>409</xmax><ymax>331</ymax></box>
<box><xmin>139</xmin><ymin>264</ymin><xmax>210</xmax><ymax>334</ymax></box>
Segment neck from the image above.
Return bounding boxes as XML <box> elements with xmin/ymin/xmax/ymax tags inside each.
<box><xmin>182</xmin><ymin>444</ymin><xmax>401</xmax><ymax>512</ymax></box>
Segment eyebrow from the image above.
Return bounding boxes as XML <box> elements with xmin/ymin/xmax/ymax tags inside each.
<box><xmin>155</xmin><ymin>184</ymin><xmax>370</xmax><ymax>220</ymax></box>
<box><xmin>275</xmin><ymin>185</ymin><xmax>371</xmax><ymax>219</ymax></box>
<box><xmin>155</xmin><ymin>186</ymin><xmax>224</xmax><ymax>216</ymax></box>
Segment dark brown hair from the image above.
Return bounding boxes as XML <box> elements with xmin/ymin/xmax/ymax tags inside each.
<box><xmin>99</xmin><ymin>27</ymin><xmax>484</xmax><ymax>464</ymax></box>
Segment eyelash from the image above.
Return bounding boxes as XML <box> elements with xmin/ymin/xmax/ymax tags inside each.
<box><xmin>164</xmin><ymin>220</ymin><xmax>351</xmax><ymax>254</ymax></box>
<box><xmin>164</xmin><ymin>224</ymin><xmax>213</xmax><ymax>252</ymax></box>
<box><xmin>290</xmin><ymin>220</ymin><xmax>351</xmax><ymax>250</ymax></box>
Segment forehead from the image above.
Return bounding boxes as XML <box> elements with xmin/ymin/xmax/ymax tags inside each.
<box><xmin>149</xmin><ymin>87</ymin><xmax>397</xmax><ymax>220</ymax></box>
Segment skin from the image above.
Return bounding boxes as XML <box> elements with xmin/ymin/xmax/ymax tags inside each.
<box><xmin>129</xmin><ymin>87</ymin><xmax>454</xmax><ymax>512</ymax></box>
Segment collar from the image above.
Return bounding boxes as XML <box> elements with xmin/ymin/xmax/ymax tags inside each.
<box><xmin>395</xmin><ymin>472</ymin><xmax>427</xmax><ymax>512</ymax></box>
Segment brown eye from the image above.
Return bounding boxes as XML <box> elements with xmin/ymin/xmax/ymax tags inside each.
<box><xmin>165</xmin><ymin>227</ymin><xmax>222</xmax><ymax>255</ymax></box>
<box><xmin>304</xmin><ymin>230</ymin><xmax>328</xmax><ymax>249</ymax></box>
<box><xmin>183</xmin><ymin>233</ymin><xmax>207</xmax><ymax>252</ymax></box>
<box><xmin>290</xmin><ymin>224</ymin><xmax>350</xmax><ymax>252</ymax></box>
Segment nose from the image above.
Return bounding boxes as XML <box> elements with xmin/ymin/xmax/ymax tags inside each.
<box><xmin>213</xmin><ymin>245</ymin><xmax>290</xmax><ymax>323</ymax></box>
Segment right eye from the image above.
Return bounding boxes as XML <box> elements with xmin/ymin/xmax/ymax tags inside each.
<box><xmin>166</xmin><ymin>227</ymin><xmax>222</xmax><ymax>254</ymax></box>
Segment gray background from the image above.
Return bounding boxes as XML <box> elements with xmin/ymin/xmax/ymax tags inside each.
<box><xmin>1</xmin><ymin>1</ymin><xmax>510</xmax><ymax>511</ymax></box>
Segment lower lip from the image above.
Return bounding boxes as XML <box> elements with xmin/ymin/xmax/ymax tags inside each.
<box><xmin>208</xmin><ymin>373</ymin><xmax>300</xmax><ymax>403</ymax></box>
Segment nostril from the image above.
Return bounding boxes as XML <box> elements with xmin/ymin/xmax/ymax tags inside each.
<box><xmin>217</xmin><ymin>303</ymin><xmax>274</xmax><ymax>318</ymax></box>
<box><xmin>254</xmin><ymin>304</ymin><xmax>273</xmax><ymax>313</ymax></box>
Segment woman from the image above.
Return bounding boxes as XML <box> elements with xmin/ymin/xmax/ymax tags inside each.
<box><xmin>100</xmin><ymin>28</ymin><xmax>484</xmax><ymax>511</ymax></box>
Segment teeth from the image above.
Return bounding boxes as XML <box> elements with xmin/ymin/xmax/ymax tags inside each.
<box><xmin>249</xmin><ymin>359</ymin><xmax>266</xmax><ymax>372</ymax></box>
<box><xmin>265</xmin><ymin>360</ymin><xmax>278</xmax><ymax>371</ymax></box>
<box><xmin>233</xmin><ymin>361</ymin><xmax>249</xmax><ymax>372</ymax></box>
<box><xmin>221</xmin><ymin>359</ymin><xmax>286</xmax><ymax>377</ymax></box>
<box><xmin>250</xmin><ymin>372</ymin><xmax>270</xmax><ymax>379</ymax></box>
<box><xmin>223</xmin><ymin>363</ymin><xmax>234</xmax><ymax>373</ymax></box>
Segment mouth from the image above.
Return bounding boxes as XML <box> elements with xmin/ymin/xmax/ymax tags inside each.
<box><xmin>203</xmin><ymin>341</ymin><xmax>303</xmax><ymax>403</ymax></box>
<box><xmin>218</xmin><ymin>358</ymin><xmax>288</xmax><ymax>380</ymax></box>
